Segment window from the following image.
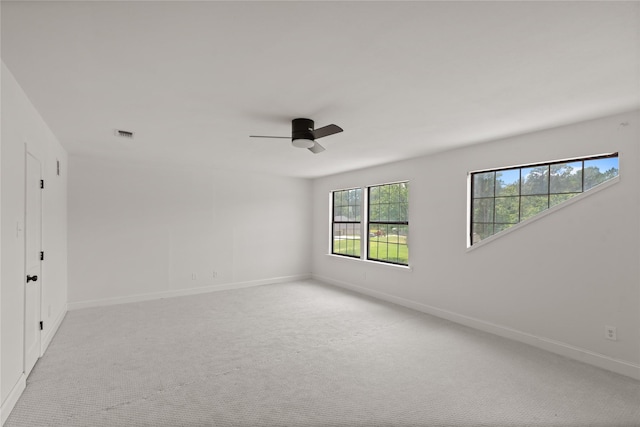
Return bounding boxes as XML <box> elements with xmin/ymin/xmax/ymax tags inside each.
<box><xmin>470</xmin><ymin>153</ymin><xmax>619</xmax><ymax>245</ymax></box>
<box><xmin>368</xmin><ymin>182</ymin><xmax>409</xmax><ymax>265</ymax></box>
<box><xmin>331</xmin><ymin>181</ymin><xmax>410</xmax><ymax>266</ymax></box>
<box><xmin>332</xmin><ymin>188</ymin><xmax>362</xmax><ymax>258</ymax></box>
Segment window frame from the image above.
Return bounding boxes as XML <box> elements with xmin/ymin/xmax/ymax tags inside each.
<box><xmin>366</xmin><ymin>181</ymin><xmax>410</xmax><ymax>266</ymax></box>
<box><xmin>331</xmin><ymin>187</ymin><xmax>363</xmax><ymax>259</ymax></box>
<box><xmin>469</xmin><ymin>152</ymin><xmax>619</xmax><ymax>246</ymax></box>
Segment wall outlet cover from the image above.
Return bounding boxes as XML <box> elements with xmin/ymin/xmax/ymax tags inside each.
<box><xmin>605</xmin><ymin>326</ymin><xmax>617</xmax><ymax>341</ymax></box>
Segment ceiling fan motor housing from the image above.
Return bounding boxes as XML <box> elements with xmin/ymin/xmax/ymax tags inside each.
<box><xmin>292</xmin><ymin>118</ymin><xmax>315</xmax><ymax>141</ymax></box>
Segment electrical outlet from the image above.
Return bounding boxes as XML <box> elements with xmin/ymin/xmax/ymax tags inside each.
<box><xmin>212</xmin><ymin>271</ymin><xmax>217</xmax><ymax>279</ymax></box>
<box><xmin>191</xmin><ymin>273</ymin><xmax>197</xmax><ymax>280</ymax></box>
<box><xmin>605</xmin><ymin>326</ymin><xmax>617</xmax><ymax>341</ymax></box>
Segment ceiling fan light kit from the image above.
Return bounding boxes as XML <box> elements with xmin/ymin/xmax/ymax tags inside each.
<box><xmin>250</xmin><ymin>117</ymin><xmax>343</xmax><ymax>154</ymax></box>
<box><xmin>292</xmin><ymin>139</ymin><xmax>315</xmax><ymax>149</ymax></box>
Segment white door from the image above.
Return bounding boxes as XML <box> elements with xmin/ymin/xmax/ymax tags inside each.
<box><xmin>24</xmin><ymin>151</ymin><xmax>42</xmax><ymax>377</ymax></box>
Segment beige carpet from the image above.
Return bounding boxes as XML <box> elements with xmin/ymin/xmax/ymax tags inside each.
<box><xmin>6</xmin><ymin>280</ymin><xmax>640</xmax><ymax>426</ymax></box>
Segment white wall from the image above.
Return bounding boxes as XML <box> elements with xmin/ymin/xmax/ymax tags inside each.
<box><xmin>68</xmin><ymin>157</ymin><xmax>312</xmax><ymax>307</ymax></box>
<box><xmin>1</xmin><ymin>61</ymin><xmax>69</xmax><ymax>423</ymax></box>
<box><xmin>312</xmin><ymin>110</ymin><xmax>640</xmax><ymax>379</ymax></box>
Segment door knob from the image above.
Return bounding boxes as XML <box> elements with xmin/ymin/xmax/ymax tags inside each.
<box><xmin>26</xmin><ymin>275</ymin><xmax>38</xmax><ymax>283</ymax></box>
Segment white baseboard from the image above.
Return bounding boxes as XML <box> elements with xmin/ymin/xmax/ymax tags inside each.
<box><xmin>67</xmin><ymin>274</ymin><xmax>312</xmax><ymax>311</ymax></box>
<box><xmin>1</xmin><ymin>374</ymin><xmax>26</xmax><ymax>426</ymax></box>
<box><xmin>41</xmin><ymin>303</ymin><xmax>68</xmax><ymax>355</ymax></box>
<box><xmin>314</xmin><ymin>274</ymin><xmax>640</xmax><ymax>381</ymax></box>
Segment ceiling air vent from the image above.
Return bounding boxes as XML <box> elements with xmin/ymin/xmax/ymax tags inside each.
<box><xmin>114</xmin><ymin>129</ymin><xmax>135</xmax><ymax>139</ymax></box>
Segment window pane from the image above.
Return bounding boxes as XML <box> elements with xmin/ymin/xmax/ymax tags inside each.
<box><xmin>399</xmin><ymin>182</ymin><xmax>409</xmax><ymax>202</ymax></box>
<box><xmin>369</xmin><ymin>224</ymin><xmax>383</xmax><ymax>259</ymax></box>
<box><xmin>473</xmin><ymin>172</ymin><xmax>495</xmax><ymax>197</ymax></box>
<box><xmin>584</xmin><ymin>157</ymin><xmax>619</xmax><ymax>191</ymax></box>
<box><xmin>369</xmin><ymin>226</ymin><xmax>379</xmax><ymax>240</ymax></box>
<box><xmin>345</xmin><ymin>224</ymin><xmax>353</xmax><ymax>255</ymax></box>
<box><xmin>495</xmin><ymin>197</ymin><xmax>519</xmax><ymax>224</ymax></box>
<box><xmin>495</xmin><ymin>223</ymin><xmax>516</xmax><ymax>234</ymax></box>
<box><xmin>521</xmin><ymin>166</ymin><xmax>549</xmax><ymax>195</ymax></box>
<box><xmin>388</xmin><ymin>226</ymin><xmax>408</xmax><ymax>264</ymax></box>
<box><xmin>383</xmin><ymin>243</ymin><xmax>395</xmax><ymax>263</ymax></box>
<box><xmin>396</xmin><ymin>225</ymin><xmax>408</xmax><ymax>241</ymax></box>
<box><xmin>333</xmin><ymin>223</ymin><xmax>344</xmax><ymax>252</ymax></box>
<box><xmin>333</xmin><ymin>222</ymin><xmax>343</xmax><ymax>238</ymax></box>
<box><xmin>346</xmin><ymin>224</ymin><xmax>361</xmax><ymax>257</ymax></box>
<box><xmin>368</xmin><ymin>225</ymin><xmax>379</xmax><ymax>259</ymax></box>
<box><xmin>379</xmin><ymin>204</ymin><xmax>389</xmax><ymax>222</ymax></box>
<box><xmin>399</xmin><ymin>244</ymin><xmax>408</xmax><ymax>264</ymax></box>
<box><xmin>369</xmin><ymin>186</ymin><xmax>379</xmax><ymax>204</ymax></box>
<box><xmin>550</xmin><ymin>161</ymin><xmax>582</xmax><ymax>193</ymax></box>
<box><xmin>472</xmin><ymin>223</ymin><xmax>493</xmax><ymax>243</ymax></box>
<box><xmin>472</xmin><ymin>198</ymin><xmax>494</xmax><ymax>223</ymax></box>
<box><xmin>398</xmin><ymin>201</ymin><xmax>409</xmax><ymax>222</ymax></box>
<box><xmin>389</xmin><ymin>184</ymin><xmax>400</xmax><ymax>203</ymax></box>
<box><xmin>380</xmin><ymin>185</ymin><xmax>390</xmax><ymax>203</ymax></box>
<box><xmin>495</xmin><ymin>169</ymin><xmax>520</xmax><ymax>196</ymax></box>
<box><xmin>343</xmin><ymin>205</ymin><xmax>351</xmax><ymax>222</ymax></box>
<box><xmin>347</xmin><ymin>189</ymin><xmax>356</xmax><ymax>204</ymax></box>
<box><xmin>369</xmin><ymin>203</ymin><xmax>380</xmax><ymax>221</ymax></box>
<box><xmin>353</xmin><ymin>223</ymin><xmax>362</xmax><ymax>240</ymax></box>
<box><xmin>338</xmin><ymin>205</ymin><xmax>349</xmax><ymax>220</ymax></box>
<box><xmin>369</xmin><ymin>240</ymin><xmax>385</xmax><ymax>261</ymax></box>
<box><xmin>377</xmin><ymin>224</ymin><xmax>389</xmax><ymax>243</ymax></box>
<box><xmin>369</xmin><ymin>204</ymin><xmax>378</xmax><ymax>221</ymax></box>
<box><xmin>521</xmin><ymin>195</ymin><xmax>548</xmax><ymax>220</ymax></box>
<box><xmin>389</xmin><ymin>203</ymin><xmax>403</xmax><ymax>222</ymax></box>
<box><xmin>550</xmin><ymin>193</ymin><xmax>578</xmax><ymax>207</ymax></box>
<box><xmin>351</xmin><ymin>205</ymin><xmax>359</xmax><ymax>220</ymax></box>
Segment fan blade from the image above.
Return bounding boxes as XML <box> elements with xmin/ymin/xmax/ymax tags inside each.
<box><xmin>249</xmin><ymin>135</ymin><xmax>290</xmax><ymax>139</ymax></box>
<box><xmin>308</xmin><ymin>141</ymin><xmax>326</xmax><ymax>154</ymax></box>
<box><xmin>312</xmin><ymin>124</ymin><xmax>343</xmax><ymax>139</ymax></box>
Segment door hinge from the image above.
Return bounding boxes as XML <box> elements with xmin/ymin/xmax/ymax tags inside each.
<box><xmin>40</xmin><ymin>179</ymin><xmax>44</xmax><ymax>189</ymax></box>
<box><xmin>39</xmin><ymin>321</ymin><xmax>44</xmax><ymax>331</ymax></box>
<box><xmin>40</xmin><ymin>251</ymin><xmax>44</xmax><ymax>261</ymax></box>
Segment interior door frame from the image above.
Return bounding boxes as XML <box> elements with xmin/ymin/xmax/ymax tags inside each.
<box><xmin>24</xmin><ymin>143</ymin><xmax>44</xmax><ymax>376</ymax></box>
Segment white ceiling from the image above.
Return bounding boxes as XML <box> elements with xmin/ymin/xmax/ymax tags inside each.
<box><xmin>2</xmin><ymin>1</ymin><xmax>639</xmax><ymax>178</ymax></box>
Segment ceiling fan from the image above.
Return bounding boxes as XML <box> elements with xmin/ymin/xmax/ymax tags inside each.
<box><xmin>250</xmin><ymin>118</ymin><xmax>343</xmax><ymax>154</ymax></box>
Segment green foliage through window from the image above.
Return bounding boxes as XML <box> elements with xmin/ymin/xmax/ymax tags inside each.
<box><xmin>470</xmin><ymin>153</ymin><xmax>618</xmax><ymax>245</ymax></box>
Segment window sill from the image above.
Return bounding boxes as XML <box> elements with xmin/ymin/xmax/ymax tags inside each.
<box><xmin>325</xmin><ymin>253</ymin><xmax>413</xmax><ymax>271</ymax></box>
